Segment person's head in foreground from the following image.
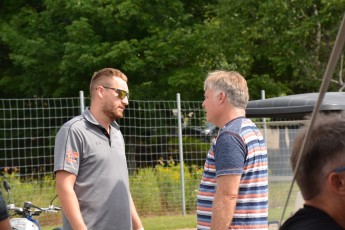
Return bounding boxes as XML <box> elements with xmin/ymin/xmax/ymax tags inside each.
<box><xmin>281</xmin><ymin>112</ymin><xmax>345</xmax><ymax>230</ymax></box>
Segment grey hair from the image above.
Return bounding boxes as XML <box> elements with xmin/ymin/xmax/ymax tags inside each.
<box><xmin>204</xmin><ymin>70</ymin><xmax>249</xmax><ymax>109</ymax></box>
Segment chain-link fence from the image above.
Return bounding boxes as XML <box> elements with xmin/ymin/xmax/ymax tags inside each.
<box><xmin>0</xmin><ymin>92</ymin><xmax>302</xmax><ymax>226</ymax></box>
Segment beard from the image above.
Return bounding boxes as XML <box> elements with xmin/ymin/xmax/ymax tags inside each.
<box><xmin>103</xmin><ymin>102</ymin><xmax>124</xmax><ymax>121</ymax></box>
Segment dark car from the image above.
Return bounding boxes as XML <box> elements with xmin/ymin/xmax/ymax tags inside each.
<box><xmin>182</xmin><ymin>122</ymin><xmax>218</xmax><ymax>142</ymax></box>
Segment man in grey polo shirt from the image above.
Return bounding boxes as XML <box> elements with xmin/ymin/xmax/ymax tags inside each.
<box><xmin>54</xmin><ymin>68</ymin><xmax>144</xmax><ymax>230</ymax></box>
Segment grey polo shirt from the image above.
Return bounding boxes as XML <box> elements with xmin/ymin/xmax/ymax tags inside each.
<box><xmin>54</xmin><ymin>109</ymin><xmax>131</xmax><ymax>230</ymax></box>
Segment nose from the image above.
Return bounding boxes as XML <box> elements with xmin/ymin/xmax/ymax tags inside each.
<box><xmin>122</xmin><ymin>97</ymin><xmax>129</xmax><ymax>105</ymax></box>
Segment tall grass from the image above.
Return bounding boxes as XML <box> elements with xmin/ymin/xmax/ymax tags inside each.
<box><xmin>130</xmin><ymin>159</ymin><xmax>202</xmax><ymax>216</ymax></box>
<box><xmin>2</xmin><ymin>166</ymin><xmax>299</xmax><ymax>227</ymax></box>
<box><xmin>1</xmin><ymin>168</ymin><xmax>61</xmax><ymax>226</ymax></box>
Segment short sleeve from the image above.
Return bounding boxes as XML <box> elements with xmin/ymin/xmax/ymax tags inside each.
<box><xmin>214</xmin><ymin>131</ymin><xmax>246</xmax><ymax>177</ymax></box>
<box><xmin>0</xmin><ymin>191</ymin><xmax>8</xmax><ymax>221</ymax></box>
<box><xmin>54</xmin><ymin>125</ymin><xmax>83</xmax><ymax>175</ymax></box>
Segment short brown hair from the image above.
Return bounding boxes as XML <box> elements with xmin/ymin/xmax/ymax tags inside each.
<box><xmin>89</xmin><ymin>68</ymin><xmax>128</xmax><ymax>96</ymax></box>
<box><xmin>291</xmin><ymin>113</ymin><xmax>345</xmax><ymax>200</ymax></box>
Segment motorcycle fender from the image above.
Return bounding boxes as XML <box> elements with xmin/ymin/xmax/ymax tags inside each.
<box><xmin>10</xmin><ymin>218</ymin><xmax>39</xmax><ymax>230</ymax></box>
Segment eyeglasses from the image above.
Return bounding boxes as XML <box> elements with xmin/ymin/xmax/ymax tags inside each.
<box><xmin>102</xmin><ymin>86</ymin><xmax>129</xmax><ymax>99</ymax></box>
<box><xmin>333</xmin><ymin>165</ymin><xmax>345</xmax><ymax>173</ymax></box>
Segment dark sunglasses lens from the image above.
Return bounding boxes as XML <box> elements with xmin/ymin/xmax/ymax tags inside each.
<box><xmin>118</xmin><ymin>90</ymin><xmax>127</xmax><ymax>99</ymax></box>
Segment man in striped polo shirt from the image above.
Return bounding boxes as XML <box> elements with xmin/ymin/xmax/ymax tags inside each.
<box><xmin>197</xmin><ymin>70</ymin><xmax>268</xmax><ymax>230</ymax></box>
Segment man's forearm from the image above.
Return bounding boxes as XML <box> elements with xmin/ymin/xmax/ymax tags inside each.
<box><xmin>130</xmin><ymin>194</ymin><xmax>144</xmax><ymax>230</ymax></box>
<box><xmin>58</xmin><ymin>187</ymin><xmax>87</xmax><ymax>230</ymax></box>
<box><xmin>56</xmin><ymin>171</ymin><xmax>87</xmax><ymax>230</ymax></box>
<box><xmin>210</xmin><ymin>193</ymin><xmax>237</xmax><ymax>230</ymax></box>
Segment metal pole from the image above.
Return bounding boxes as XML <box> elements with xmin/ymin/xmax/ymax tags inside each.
<box><xmin>280</xmin><ymin>12</ymin><xmax>345</xmax><ymax>226</ymax></box>
<box><xmin>79</xmin><ymin>91</ymin><xmax>85</xmax><ymax>115</ymax></box>
<box><xmin>177</xmin><ymin>93</ymin><xmax>186</xmax><ymax>216</ymax></box>
<box><xmin>261</xmin><ymin>90</ymin><xmax>267</xmax><ymax>142</ymax></box>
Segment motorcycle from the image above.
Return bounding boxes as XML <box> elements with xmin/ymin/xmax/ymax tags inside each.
<box><xmin>3</xmin><ymin>180</ymin><xmax>62</xmax><ymax>230</ymax></box>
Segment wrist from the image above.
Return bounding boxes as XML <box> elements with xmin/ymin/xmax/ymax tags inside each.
<box><xmin>137</xmin><ymin>228</ymin><xmax>144</xmax><ymax>230</ymax></box>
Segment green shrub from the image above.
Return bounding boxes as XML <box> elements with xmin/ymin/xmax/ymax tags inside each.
<box><xmin>1</xmin><ymin>168</ymin><xmax>60</xmax><ymax>226</ymax></box>
<box><xmin>130</xmin><ymin>159</ymin><xmax>202</xmax><ymax>216</ymax></box>
<box><xmin>130</xmin><ymin>167</ymin><xmax>162</xmax><ymax>216</ymax></box>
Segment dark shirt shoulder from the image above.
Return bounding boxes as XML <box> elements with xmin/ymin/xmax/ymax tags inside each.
<box><xmin>280</xmin><ymin>205</ymin><xmax>344</xmax><ymax>230</ymax></box>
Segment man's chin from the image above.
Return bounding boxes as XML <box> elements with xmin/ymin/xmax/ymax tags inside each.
<box><xmin>116</xmin><ymin>112</ymin><xmax>124</xmax><ymax>119</ymax></box>
<box><xmin>110</xmin><ymin>113</ymin><xmax>123</xmax><ymax>121</ymax></box>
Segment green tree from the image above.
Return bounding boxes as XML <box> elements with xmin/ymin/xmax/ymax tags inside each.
<box><xmin>1</xmin><ymin>0</ymin><xmax>344</xmax><ymax>100</ymax></box>
<box><xmin>212</xmin><ymin>0</ymin><xmax>345</xmax><ymax>95</ymax></box>
<box><xmin>0</xmin><ymin>0</ymin><xmax>215</xmax><ymax>100</ymax></box>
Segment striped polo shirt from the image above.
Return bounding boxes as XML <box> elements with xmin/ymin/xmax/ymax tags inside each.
<box><xmin>197</xmin><ymin>117</ymin><xmax>268</xmax><ymax>230</ymax></box>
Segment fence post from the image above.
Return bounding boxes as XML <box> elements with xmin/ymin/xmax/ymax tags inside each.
<box><xmin>261</xmin><ymin>90</ymin><xmax>267</xmax><ymax>142</ymax></box>
<box><xmin>177</xmin><ymin>93</ymin><xmax>186</xmax><ymax>216</ymax></box>
<box><xmin>79</xmin><ymin>91</ymin><xmax>85</xmax><ymax>115</ymax></box>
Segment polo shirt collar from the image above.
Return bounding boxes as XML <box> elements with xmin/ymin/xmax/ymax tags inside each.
<box><xmin>83</xmin><ymin>108</ymin><xmax>120</xmax><ymax>130</ymax></box>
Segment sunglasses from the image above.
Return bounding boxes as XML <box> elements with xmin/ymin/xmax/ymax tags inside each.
<box><xmin>102</xmin><ymin>86</ymin><xmax>129</xmax><ymax>99</ymax></box>
<box><xmin>333</xmin><ymin>165</ymin><xmax>345</xmax><ymax>173</ymax></box>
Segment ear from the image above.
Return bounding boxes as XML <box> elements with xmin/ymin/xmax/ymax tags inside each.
<box><xmin>217</xmin><ymin>91</ymin><xmax>226</xmax><ymax>104</ymax></box>
<box><xmin>328</xmin><ymin>172</ymin><xmax>345</xmax><ymax>195</ymax></box>
<box><xmin>96</xmin><ymin>86</ymin><xmax>105</xmax><ymax>99</ymax></box>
